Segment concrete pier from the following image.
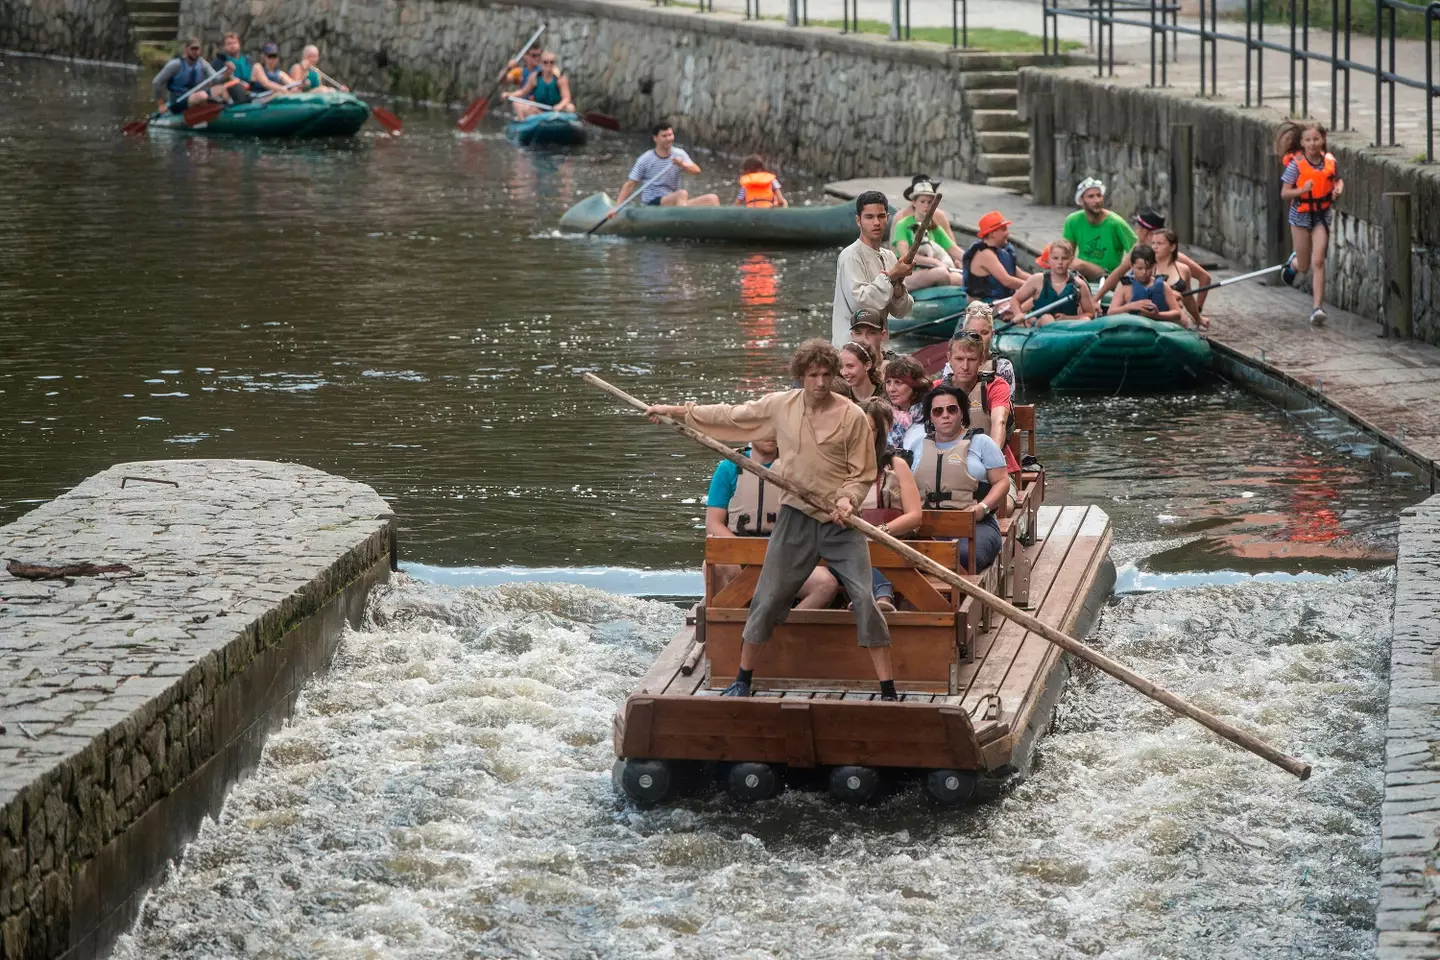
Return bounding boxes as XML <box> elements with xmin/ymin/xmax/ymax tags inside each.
<box><xmin>0</xmin><ymin>460</ymin><xmax>395</xmax><ymax>960</ymax></box>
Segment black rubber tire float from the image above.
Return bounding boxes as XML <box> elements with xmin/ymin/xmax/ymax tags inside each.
<box><xmin>726</xmin><ymin>762</ymin><xmax>780</xmax><ymax>802</ymax></box>
<box><xmin>618</xmin><ymin>759</ymin><xmax>674</xmax><ymax>806</ymax></box>
<box><xmin>924</xmin><ymin>768</ymin><xmax>978</xmax><ymax>807</ymax></box>
<box><xmin>828</xmin><ymin>765</ymin><xmax>881</xmax><ymax>804</ymax></box>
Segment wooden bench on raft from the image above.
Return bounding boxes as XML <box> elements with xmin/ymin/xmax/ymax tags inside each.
<box><xmin>700</xmin><ymin>508</ymin><xmax>1001</xmax><ymax>695</ymax></box>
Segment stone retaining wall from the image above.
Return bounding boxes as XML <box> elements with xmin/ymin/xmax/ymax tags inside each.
<box><xmin>0</xmin><ymin>0</ymin><xmax>134</xmax><ymax>64</ymax></box>
<box><xmin>0</xmin><ymin>460</ymin><xmax>395</xmax><ymax>960</ymax></box>
<box><xmin>1379</xmin><ymin>495</ymin><xmax>1440</xmax><ymax>959</ymax></box>
<box><xmin>1019</xmin><ymin>69</ymin><xmax>1440</xmax><ymax>342</ymax></box>
<box><xmin>179</xmin><ymin>0</ymin><xmax>1045</xmax><ymax>181</ymax></box>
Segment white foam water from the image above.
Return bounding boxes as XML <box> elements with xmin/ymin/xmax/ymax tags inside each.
<box><xmin>113</xmin><ymin>566</ymin><xmax>1390</xmax><ymax>959</ymax></box>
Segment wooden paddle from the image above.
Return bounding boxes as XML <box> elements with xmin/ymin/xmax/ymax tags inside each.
<box><xmin>582</xmin><ymin>371</ymin><xmax>1314</xmax><ymax>782</ymax></box>
<box><xmin>584</xmin><ymin>167</ymin><xmax>672</xmax><ymax>236</ymax></box>
<box><xmin>458</xmin><ymin>24</ymin><xmax>546</xmax><ymax>132</ymax></box>
<box><xmin>309</xmin><ymin>66</ymin><xmax>402</xmax><ymax>135</ymax></box>
<box><xmin>504</xmin><ymin>96</ymin><xmax>619</xmax><ymax>130</ymax></box>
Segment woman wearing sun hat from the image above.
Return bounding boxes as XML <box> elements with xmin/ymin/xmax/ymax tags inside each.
<box><xmin>892</xmin><ymin>175</ymin><xmax>960</xmax><ymax>247</ymax></box>
<box><xmin>961</xmin><ymin>210</ymin><xmax>1029</xmax><ymax>305</ymax></box>
<box><xmin>891</xmin><ymin>177</ymin><xmax>964</xmax><ymax>291</ymax></box>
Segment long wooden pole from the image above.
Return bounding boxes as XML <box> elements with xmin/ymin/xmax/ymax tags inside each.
<box><xmin>582</xmin><ymin>372</ymin><xmax>1312</xmax><ymax>782</ymax></box>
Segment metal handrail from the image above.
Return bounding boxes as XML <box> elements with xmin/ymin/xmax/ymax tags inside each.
<box><xmin>1043</xmin><ymin>0</ymin><xmax>1440</xmax><ymax>160</ymax></box>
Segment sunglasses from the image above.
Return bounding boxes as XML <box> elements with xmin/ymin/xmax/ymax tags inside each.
<box><xmin>952</xmin><ymin>330</ymin><xmax>984</xmax><ymax>343</ymax></box>
<box><xmin>930</xmin><ymin>404</ymin><xmax>962</xmax><ymax>416</ymax></box>
<box><xmin>187</xmin><ymin>46</ymin><xmax>202</xmax><ymax>52</ymax></box>
<box><xmin>541</xmin><ymin>59</ymin><xmax>556</xmax><ymax>64</ymax></box>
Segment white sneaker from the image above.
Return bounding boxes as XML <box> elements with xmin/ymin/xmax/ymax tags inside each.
<box><xmin>1309</xmin><ymin>308</ymin><xmax>1327</xmax><ymax>325</ymax></box>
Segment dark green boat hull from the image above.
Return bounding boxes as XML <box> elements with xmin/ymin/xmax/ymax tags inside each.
<box><xmin>148</xmin><ymin>92</ymin><xmax>370</xmax><ymax>138</ymax></box>
<box><xmin>890</xmin><ymin>286</ymin><xmax>969</xmax><ymax>340</ymax></box>
<box><xmin>994</xmin><ymin>316</ymin><xmax>1212</xmax><ymax>392</ymax></box>
<box><xmin>560</xmin><ymin>192</ymin><xmax>860</xmax><ymax>245</ymax></box>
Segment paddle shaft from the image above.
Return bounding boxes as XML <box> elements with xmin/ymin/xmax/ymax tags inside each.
<box><xmin>586</xmin><ymin>167</ymin><xmax>672</xmax><ymax>236</ymax></box>
<box><xmin>582</xmin><ymin>371</ymin><xmax>1312</xmax><ymax>782</ymax></box>
<box><xmin>1187</xmin><ymin>262</ymin><xmax>1286</xmax><ymax>297</ymax></box>
<box><xmin>990</xmin><ymin>291</ymin><xmax>1081</xmax><ymax>336</ymax></box>
<box><xmin>459</xmin><ymin>24</ymin><xmax>546</xmax><ymax>130</ymax></box>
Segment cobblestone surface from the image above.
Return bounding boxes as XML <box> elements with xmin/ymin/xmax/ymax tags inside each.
<box><xmin>0</xmin><ymin>459</ymin><xmax>393</xmax><ymax>959</ymax></box>
<box><xmin>1379</xmin><ymin>497</ymin><xmax>1440</xmax><ymax>960</ymax></box>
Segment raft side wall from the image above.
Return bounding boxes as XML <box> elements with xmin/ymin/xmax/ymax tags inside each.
<box><xmin>1019</xmin><ymin>69</ymin><xmax>1440</xmax><ymax>341</ymax></box>
<box><xmin>176</xmin><ymin>0</ymin><xmax>1048</xmax><ymax>182</ymax></box>
<box><xmin>0</xmin><ymin>460</ymin><xmax>395</xmax><ymax>960</ymax></box>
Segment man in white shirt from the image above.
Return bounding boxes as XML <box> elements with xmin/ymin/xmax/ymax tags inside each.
<box><xmin>609</xmin><ymin>122</ymin><xmax>720</xmax><ymax>210</ymax></box>
<box><xmin>831</xmin><ymin>191</ymin><xmax>913</xmax><ymax>343</ymax></box>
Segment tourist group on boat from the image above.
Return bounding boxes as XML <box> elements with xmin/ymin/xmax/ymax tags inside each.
<box><xmin>151</xmin><ymin>34</ymin><xmax>345</xmax><ymax>114</ymax></box>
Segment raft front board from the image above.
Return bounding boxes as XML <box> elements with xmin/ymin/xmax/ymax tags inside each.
<box><xmin>613</xmin><ymin>504</ymin><xmax>1115</xmax><ymax>788</ymax></box>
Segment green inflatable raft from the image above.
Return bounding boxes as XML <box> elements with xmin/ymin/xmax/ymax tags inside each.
<box><xmin>560</xmin><ymin>192</ymin><xmax>860</xmax><ymax>245</ymax></box>
<box><xmin>889</xmin><ymin>286</ymin><xmax>969</xmax><ymax>340</ymax></box>
<box><xmin>146</xmin><ymin>91</ymin><xmax>371</xmax><ymax>137</ymax></box>
<box><xmin>993</xmin><ymin>316</ymin><xmax>1212</xmax><ymax>391</ymax></box>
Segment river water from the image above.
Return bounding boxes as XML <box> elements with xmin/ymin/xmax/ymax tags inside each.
<box><xmin>0</xmin><ymin>55</ymin><xmax>1421</xmax><ymax>958</ymax></box>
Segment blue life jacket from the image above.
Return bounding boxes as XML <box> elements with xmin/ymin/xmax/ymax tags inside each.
<box><xmin>533</xmin><ymin>74</ymin><xmax>562</xmax><ymax>106</ymax></box>
<box><xmin>962</xmin><ymin>240</ymin><xmax>1019</xmax><ymax>302</ymax></box>
<box><xmin>168</xmin><ymin>57</ymin><xmax>207</xmax><ymax>98</ymax></box>
<box><xmin>1128</xmin><ymin>273</ymin><xmax>1169</xmax><ymax>314</ymax></box>
<box><xmin>263</xmin><ymin>66</ymin><xmax>287</xmax><ymax>85</ymax></box>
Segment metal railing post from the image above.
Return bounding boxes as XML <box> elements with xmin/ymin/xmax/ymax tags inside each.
<box><xmin>1245</xmin><ymin>0</ymin><xmax>1253</xmax><ymax>105</ymax></box>
<box><xmin>1151</xmin><ymin>0</ymin><xmax>1159</xmax><ymax>85</ymax></box>
<box><xmin>890</xmin><ymin>0</ymin><xmax>901</xmax><ymax>40</ymax></box>
<box><xmin>1331</xmin><ymin>0</ymin><xmax>1339</xmax><ymax>126</ymax></box>
<box><xmin>1258</xmin><ymin>1</ymin><xmax>1266</xmax><ymax>106</ymax></box>
<box><xmin>1388</xmin><ymin>2</ymin><xmax>1397</xmax><ymax>144</ymax></box>
<box><xmin>1344</xmin><ymin>0</ymin><xmax>1353</xmax><ymax>128</ymax></box>
<box><xmin>1200</xmin><ymin>0</ymin><xmax>1208</xmax><ymax>94</ymax></box>
<box><xmin>1376</xmin><ymin>0</ymin><xmax>1383</xmax><ymax>144</ymax></box>
<box><xmin>1289</xmin><ymin>0</ymin><xmax>1298</xmax><ymax>115</ymax></box>
<box><xmin>1301</xmin><ymin>0</ymin><xmax>1310</xmax><ymax>117</ymax></box>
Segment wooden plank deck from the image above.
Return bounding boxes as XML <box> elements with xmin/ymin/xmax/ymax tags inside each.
<box><xmin>615</xmin><ymin>504</ymin><xmax>1113</xmax><ymax>775</ymax></box>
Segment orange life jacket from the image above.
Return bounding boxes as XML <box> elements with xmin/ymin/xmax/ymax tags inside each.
<box><xmin>1283</xmin><ymin>151</ymin><xmax>1338</xmax><ymax>213</ymax></box>
<box><xmin>739</xmin><ymin>171</ymin><xmax>778</xmax><ymax>208</ymax></box>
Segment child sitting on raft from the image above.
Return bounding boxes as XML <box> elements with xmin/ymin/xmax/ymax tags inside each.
<box><xmin>734</xmin><ymin>155</ymin><xmax>788</xmax><ymax>208</ymax></box>
<box><xmin>1012</xmin><ymin>240</ymin><xmax>1098</xmax><ymax>326</ymax></box>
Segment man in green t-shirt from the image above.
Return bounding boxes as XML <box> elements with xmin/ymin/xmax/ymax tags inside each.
<box><xmin>1062</xmin><ymin>177</ymin><xmax>1137</xmax><ymax>280</ymax></box>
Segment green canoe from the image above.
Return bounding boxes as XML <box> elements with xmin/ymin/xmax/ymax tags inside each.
<box><xmin>147</xmin><ymin>91</ymin><xmax>370</xmax><ymax>137</ymax></box>
<box><xmin>890</xmin><ymin>286</ymin><xmax>969</xmax><ymax>340</ymax></box>
<box><xmin>560</xmin><ymin>192</ymin><xmax>860</xmax><ymax>245</ymax></box>
<box><xmin>994</xmin><ymin>316</ymin><xmax>1212</xmax><ymax>391</ymax></box>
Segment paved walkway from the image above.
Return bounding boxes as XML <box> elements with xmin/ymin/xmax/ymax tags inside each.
<box><xmin>828</xmin><ymin>176</ymin><xmax>1440</xmax><ymax>468</ymax></box>
<box><xmin>639</xmin><ymin>0</ymin><xmax>1435</xmax><ymax>157</ymax></box>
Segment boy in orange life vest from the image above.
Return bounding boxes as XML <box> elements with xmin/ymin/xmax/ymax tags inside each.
<box><xmin>1276</xmin><ymin>119</ymin><xmax>1344</xmax><ymax>325</ymax></box>
<box><xmin>734</xmin><ymin>154</ymin><xmax>789</xmax><ymax>208</ymax></box>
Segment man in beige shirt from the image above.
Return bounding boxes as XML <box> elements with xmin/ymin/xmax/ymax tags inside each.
<box><xmin>831</xmin><ymin>190</ymin><xmax>914</xmax><ymax>344</ymax></box>
<box><xmin>647</xmin><ymin>339</ymin><xmax>897</xmax><ymax>700</ymax></box>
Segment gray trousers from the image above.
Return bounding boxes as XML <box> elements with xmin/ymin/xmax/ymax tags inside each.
<box><xmin>743</xmin><ymin>506</ymin><xmax>891</xmax><ymax>649</ymax></box>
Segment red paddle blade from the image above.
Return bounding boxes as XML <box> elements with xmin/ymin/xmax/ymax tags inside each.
<box><xmin>582</xmin><ymin>111</ymin><xmax>619</xmax><ymax>131</ymax></box>
<box><xmin>456</xmin><ymin>97</ymin><xmax>488</xmax><ymax>132</ymax></box>
<box><xmin>183</xmin><ymin>102</ymin><xmax>225</xmax><ymax>127</ymax></box>
<box><xmin>121</xmin><ymin>119</ymin><xmax>150</xmax><ymax>136</ymax></box>
<box><xmin>371</xmin><ymin>105</ymin><xmax>403</xmax><ymax>136</ymax></box>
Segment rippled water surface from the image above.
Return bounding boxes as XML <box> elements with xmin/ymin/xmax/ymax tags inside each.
<box><xmin>0</xmin><ymin>55</ymin><xmax>1424</xmax><ymax>959</ymax></box>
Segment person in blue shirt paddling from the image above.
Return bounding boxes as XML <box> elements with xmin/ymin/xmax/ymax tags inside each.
<box><xmin>608</xmin><ymin>123</ymin><xmax>720</xmax><ymax>214</ymax></box>
<box><xmin>704</xmin><ymin>437</ymin><xmax>840</xmax><ymax>607</ymax></box>
<box><xmin>150</xmin><ymin>37</ymin><xmax>234</xmax><ymax>113</ymax></box>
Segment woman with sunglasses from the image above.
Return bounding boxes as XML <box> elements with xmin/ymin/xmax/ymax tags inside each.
<box><xmin>512</xmin><ymin>51</ymin><xmax>574</xmax><ymax>118</ymax></box>
<box><xmin>250</xmin><ymin>42</ymin><xmax>295</xmax><ymax>94</ymax></box>
<box><xmin>903</xmin><ymin>385</ymin><xmax>1008</xmax><ymax>572</ymax></box>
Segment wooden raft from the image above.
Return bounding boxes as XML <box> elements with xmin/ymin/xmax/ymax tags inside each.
<box><xmin>613</xmin><ymin>503</ymin><xmax>1113</xmax><ymax>776</ymax></box>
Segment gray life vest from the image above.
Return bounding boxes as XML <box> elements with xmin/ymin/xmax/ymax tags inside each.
<box><xmin>913</xmin><ymin>431</ymin><xmax>984</xmax><ymax>509</ymax></box>
<box><xmin>727</xmin><ymin>460</ymin><xmax>783</xmax><ymax>535</ymax></box>
<box><xmin>861</xmin><ymin>466</ymin><xmax>902</xmax><ymax>511</ymax></box>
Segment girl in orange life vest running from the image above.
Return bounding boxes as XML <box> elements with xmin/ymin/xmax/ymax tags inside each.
<box><xmin>1276</xmin><ymin>119</ymin><xmax>1345</xmax><ymax>325</ymax></box>
<box><xmin>733</xmin><ymin>154</ymin><xmax>788</xmax><ymax>208</ymax></box>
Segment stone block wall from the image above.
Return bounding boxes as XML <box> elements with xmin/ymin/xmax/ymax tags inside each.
<box><xmin>0</xmin><ymin>460</ymin><xmax>395</xmax><ymax>960</ymax></box>
<box><xmin>0</xmin><ymin>0</ymin><xmax>135</xmax><ymax>63</ymax></box>
<box><xmin>1020</xmin><ymin>69</ymin><xmax>1440</xmax><ymax>342</ymax></box>
<box><xmin>179</xmin><ymin>0</ymin><xmax>1044</xmax><ymax>181</ymax></box>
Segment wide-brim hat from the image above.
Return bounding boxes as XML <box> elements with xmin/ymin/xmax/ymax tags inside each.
<box><xmin>1133</xmin><ymin>209</ymin><xmax>1165</xmax><ymax>230</ymax></box>
<box><xmin>977</xmin><ymin>210</ymin><xmax>1012</xmax><ymax>237</ymax></box>
<box><xmin>903</xmin><ymin>176</ymin><xmax>941</xmax><ymax>201</ymax></box>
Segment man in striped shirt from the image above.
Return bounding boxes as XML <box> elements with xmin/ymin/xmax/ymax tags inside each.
<box><xmin>609</xmin><ymin>122</ymin><xmax>720</xmax><ymax>212</ymax></box>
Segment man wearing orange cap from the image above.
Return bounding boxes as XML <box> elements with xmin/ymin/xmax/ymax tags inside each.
<box><xmin>961</xmin><ymin>210</ymin><xmax>1029</xmax><ymax>307</ymax></box>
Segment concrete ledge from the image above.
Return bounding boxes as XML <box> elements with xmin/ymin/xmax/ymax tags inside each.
<box><xmin>0</xmin><ymin>460</ymin><xmax>396</xmax><ymax>960</ymax></box>
<box><xmin>1380</xmin><ymin>496</ymin><xmax>1440</xmax><ymax>959</ymax></box>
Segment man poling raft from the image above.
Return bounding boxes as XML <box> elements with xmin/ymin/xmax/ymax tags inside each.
<box><xmin>585</xmin><ymin>371</ymin><xmax>1313</xmax><ymax>782</ymax></box>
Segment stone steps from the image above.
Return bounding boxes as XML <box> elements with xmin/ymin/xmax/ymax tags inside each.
<box><xmin>966</xmin><ymin>69</ymin><xmax>1030</xmax><ymax>195</ymax></box>
<box><xmin>127</xmin><ymin>0</ymin><xmax>178</xmax><ymax>44</ymax></box>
